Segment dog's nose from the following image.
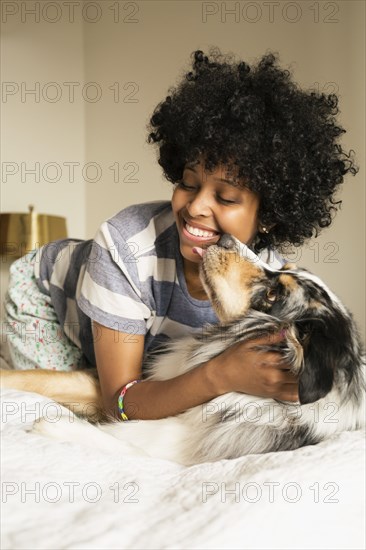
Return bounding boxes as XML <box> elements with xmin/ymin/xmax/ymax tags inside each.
<box><xmin>217</xmin><ymin>234</ymin><xmax>236</xmax><ymax>250</ymax></box>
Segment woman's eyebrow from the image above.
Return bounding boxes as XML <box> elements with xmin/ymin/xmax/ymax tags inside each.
<box><xmin>212</xmin><ymin>176</ymin><xmax>238</xmax><ymax>187</ymax></box>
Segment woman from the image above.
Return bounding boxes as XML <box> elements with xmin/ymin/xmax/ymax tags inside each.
<box><xmin>4</xmin><ymin>49</ymin><xmax>357</xmax><ymax>421</ymax></box>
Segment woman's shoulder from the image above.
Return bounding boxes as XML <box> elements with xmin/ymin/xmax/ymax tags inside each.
<box><xmin>108</xmin><ymin>201</ymin><xmax>172</xmax><ymax>230</ymax></box>
<box><xmin>94</xmin><ymin>200</ymin><xmax>176</xmax><ymax>261</ymax></box>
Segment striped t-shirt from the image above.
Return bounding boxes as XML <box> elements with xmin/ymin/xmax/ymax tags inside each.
<box><xmin>34</xmin><ymin>200</ymin><xmax>285</xmax><ymax>367</ymax></box>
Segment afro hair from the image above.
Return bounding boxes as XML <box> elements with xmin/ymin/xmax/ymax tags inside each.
<box><xmin>147</xmin><ymin>48</ymin><xmax>358</xmax><ymax>252</ymax></box>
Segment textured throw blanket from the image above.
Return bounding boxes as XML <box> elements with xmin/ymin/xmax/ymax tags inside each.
<box><xmin>1</xmin><ymin>388</ymin><xmax>365</xmax><ymax>550</ymax></box>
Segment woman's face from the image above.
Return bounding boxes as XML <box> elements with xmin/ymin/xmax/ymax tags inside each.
<box><xmin>171</xmin><ymin>159</ymin><xmax>261</xmax><ymax>268</ymax></box>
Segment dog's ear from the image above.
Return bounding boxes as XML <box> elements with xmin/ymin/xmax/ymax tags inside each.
<box><xmin>298</xmin><ymin>308</ymin><xmax>358</xmax><ymax>405</ymax></box>
<box><xmin>298</xmin><ymin>324</ymin><xmax>335</xmax><ymax>404</ymax></box>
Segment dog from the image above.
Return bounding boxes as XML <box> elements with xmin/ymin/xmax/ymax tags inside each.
<box><xmin>1</xmin><ymin>234</ymin><xmax>365</xmax><ymax>465</ymax></box>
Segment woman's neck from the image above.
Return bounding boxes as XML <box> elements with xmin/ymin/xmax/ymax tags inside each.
<box><xmin>182</xmin><ymin>258</ymin><xmax>209</xmax><ymax>301</ymax></box>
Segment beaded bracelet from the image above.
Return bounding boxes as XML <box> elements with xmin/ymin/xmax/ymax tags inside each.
<box><xmin>117</xmin><ymin>380</ymin><xmax>142</xmax><ymax>421</ymax></box>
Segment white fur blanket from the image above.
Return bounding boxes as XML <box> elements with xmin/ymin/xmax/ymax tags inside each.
<box><xmin>1</xmin><ymin>388</ymin><xmax>365</xmax><ymax>550</ymax></box>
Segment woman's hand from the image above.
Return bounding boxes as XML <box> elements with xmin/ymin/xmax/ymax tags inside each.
<box><xmin>208</xmin><ymin>331</ymin><xmax>299</xmax><ymax>402</ymax></box>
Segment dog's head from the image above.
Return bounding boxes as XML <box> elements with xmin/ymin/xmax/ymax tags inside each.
<box><xmin>198</xmin><ymin>234</ymin><xmax>362</xmax><ymax>404</ymax></box>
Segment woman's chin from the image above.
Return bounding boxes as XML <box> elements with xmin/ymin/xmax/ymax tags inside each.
<box><xmin>180</xmin><ymin>243</ymin><xmax>203</xmax><ymax>264</ymax></box>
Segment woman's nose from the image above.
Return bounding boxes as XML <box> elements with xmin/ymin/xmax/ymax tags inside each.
<box><xmin>186</xmin><ymin>191</ymin><xmax>212</xmax><ymax>217</ymax></box>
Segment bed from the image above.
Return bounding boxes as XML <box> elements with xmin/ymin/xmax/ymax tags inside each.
<box><xmin>1</xmin><ymin>350</ymin><xmax>365</xmax><ymax>550</ymax></box>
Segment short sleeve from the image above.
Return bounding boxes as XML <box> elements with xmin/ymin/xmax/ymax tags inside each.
<box><xmin>77</xmin><ymin>221</ymin><xmax>153</xmax><ymax>335</ymax></box>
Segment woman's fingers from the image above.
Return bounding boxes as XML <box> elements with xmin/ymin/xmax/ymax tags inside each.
<box><xmin>279</xmin><ymin>384</ymin><xmax>300</xmax><ymax>402</ymax></box>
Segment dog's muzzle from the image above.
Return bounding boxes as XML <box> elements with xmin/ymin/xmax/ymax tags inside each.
<box><xmin>216</xmin><ymin>234</ymin><xmax>237</xmax><ymax>250</ymax></box>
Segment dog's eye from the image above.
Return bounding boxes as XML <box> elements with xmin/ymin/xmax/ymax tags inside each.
<box><xmin>265</xmin><ymin>288</ymin><xmax>278</xmax><ymax>303</ymax></box>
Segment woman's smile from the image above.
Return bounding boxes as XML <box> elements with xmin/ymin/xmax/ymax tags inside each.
<box><xmin>180</xmin><ymin>218</ymin><xmax>221</xmax><ymax>244</ymax></box>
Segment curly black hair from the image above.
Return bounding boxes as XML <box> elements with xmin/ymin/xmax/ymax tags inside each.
<box><xmin>147</xmin><ymin>48</ymin><xmax>358</xmax><ymax>252</ymax></box>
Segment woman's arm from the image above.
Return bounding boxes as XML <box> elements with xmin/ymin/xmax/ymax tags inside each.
<box><xmin>93</xmin><ymin>322</ymin><xmax>299</xmax><ymax>421</ymax></box>
<box><xmin>93</xmin><ymin>321</ymin><xmax>220</xmax><ymax>420</ymax></box>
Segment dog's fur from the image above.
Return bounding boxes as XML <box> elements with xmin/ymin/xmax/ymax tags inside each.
<box><xmin>1</xmin><ymin>235</ymin><xmax>365</xmax><ymax>465</ymax></box>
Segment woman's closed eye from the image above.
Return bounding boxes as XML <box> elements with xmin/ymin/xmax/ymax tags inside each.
<box><xmin>217</xmin><ymin>196</ymin><xmax>238</xmax><ymax>205</ymax></box>
<box><xmin>177</xmin><ymin>181</ymin><xmax>238</xmax><ymax>205</ymax></box>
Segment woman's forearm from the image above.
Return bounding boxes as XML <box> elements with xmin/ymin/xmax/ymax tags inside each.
<box><xmin>105</xmin><ymin>357</ymin><xmax>222</xmax><ymax>421</ymax></box>
<box><xmin>102</xmin><ymin>329</ymin><xmax>299</xmax><ymax>421</ymax></box>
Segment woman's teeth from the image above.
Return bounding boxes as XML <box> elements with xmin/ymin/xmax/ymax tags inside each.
<box><xmin>185</xmin><ymin>222</ymin><xmax>217</xmax><ymax>238</ymax></box>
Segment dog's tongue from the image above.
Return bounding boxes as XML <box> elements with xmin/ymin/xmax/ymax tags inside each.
<box><xmin>192</xmin><ymin>247</ymin><xmax>206</xmax><ymax>258</ymax></box>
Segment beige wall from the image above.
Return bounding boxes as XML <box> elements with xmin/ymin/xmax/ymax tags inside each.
<box><xmin>1</xmin><ymin>0</ymin><xmax>365</xmax><ymax>335</ymax></box>
<box><xmin>1</xmin><ymin>6</ymin><xmax>86</xmax><ymax>315</ymax></box>
<box><xmin>1</xmin><ymin>8</ymin><xmax>86</xmax><ymax>236</ymax></box>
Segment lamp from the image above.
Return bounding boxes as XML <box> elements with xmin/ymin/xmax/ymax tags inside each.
<box><xmin>0</xmin><ymin>205</ymin><xmax>67</xmax><ymax>259</ymax></box>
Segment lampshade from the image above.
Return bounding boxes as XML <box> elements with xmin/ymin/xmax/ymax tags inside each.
<box><xmin>0</xmin><ymin>205</ymin><xmax>67</xmax><ymax>259</ymax></box>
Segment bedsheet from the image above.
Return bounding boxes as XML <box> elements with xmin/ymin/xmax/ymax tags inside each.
<box><xmin>1</xmin><ymin>388</ymin><xmax>365</xmax><ymax>550</ymax></box>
